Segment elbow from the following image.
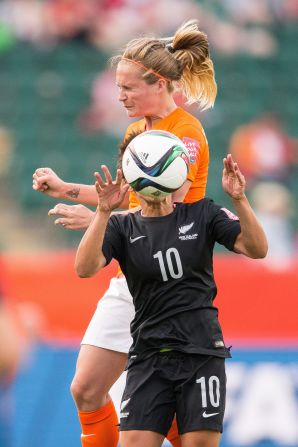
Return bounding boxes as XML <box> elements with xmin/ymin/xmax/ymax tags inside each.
<box><xmin>75</xmin><ymin>266</ymin><xmax>93</xmax><ymax>278</ymax></box>
<box><xmin>258</xmin><ymin>244</ymin><xmax>269</xmax><ymax>259</ymax></box>
<box><xmin>76</xmin><ymin>270</ymin><xmax>93</xmax><ymax>278</ymax></box>
<box><xmin>259</xmin><ymin>244</ymin><xmax>269</xmax><ymax>259</ymax></box>
<box><xmin>75</xmin><ymin>261</ymin><xmax>98</xmax><ymax>278</ymax></box>
<box><xmin>249</xmin><ymin>239</ymin><xmax>269</xmax><ymax>259</ymax></box>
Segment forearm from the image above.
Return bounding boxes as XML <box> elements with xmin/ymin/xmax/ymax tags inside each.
<box><xmin>232</xmin><ymin>196</ymin><xmax>268</xmax><ymax>258</ymax></box>
<box><xmin>75</xmin><ymin>208</ymin><xmax>111</xmax><ymax>277</ymax></box>
<box><xmin>59</xmin><ymin>183</ymin><xmax>98</xmax><ymax>205</ymax></box>
<box><xmin>60</xmin><ymin>184</ymin><xmax>129</xmax><ymax>208</ymax></box>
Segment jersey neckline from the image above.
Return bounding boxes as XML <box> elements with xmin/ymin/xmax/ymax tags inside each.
<box><xmin>137</xmin><ymin>203</ymin><xmax>179</xmax><ymax>222</ymax></box>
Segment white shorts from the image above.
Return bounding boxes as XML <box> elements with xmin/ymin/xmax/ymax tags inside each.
<box><xmin>81</xmin><ymin>276</ymin><xmax>134</xmax><ymax>354</ymax></box>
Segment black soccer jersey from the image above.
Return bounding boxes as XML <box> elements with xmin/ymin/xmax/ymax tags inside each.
<box><xmin>102</xmin><ymin>198</ymin><xmax>241</xmax><ymax>359</ymax></box>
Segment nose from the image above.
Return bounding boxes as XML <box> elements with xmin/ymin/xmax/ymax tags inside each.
<box><xmin>118</xmin><ymin>89</ymin><xmax>127</xmax><ymax>102</ymax></box>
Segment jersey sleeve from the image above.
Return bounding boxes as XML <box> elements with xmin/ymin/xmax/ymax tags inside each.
<box><xmin>173</xmin><ymin>123</ymin><xmax>209</xmax><ymax>184</ymax></box>
<box><xmin>101</xmin><ymin>216</ymin><xmax>124</xmax><ymax>265</ymax></box>
<box><xmin>207</xmin><ymin>200</ymin><xmax>241</xmax><ymax>251</ymax></box>
<box><xmin>172</xmin><ymin>123</ymin><xmax>209</xmax><ymax>202</ymax></box>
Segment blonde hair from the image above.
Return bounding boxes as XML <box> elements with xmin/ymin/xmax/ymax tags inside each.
<box><xmin>111</xmin><ymin>20</ymin><xmax>217</xmax><ymax>110</ymax></box>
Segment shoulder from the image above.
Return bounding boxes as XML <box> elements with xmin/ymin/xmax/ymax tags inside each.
<box><xmin>176</xmin><ymin>198</ymin><xmax>212</xmax><ymax>213</ymax></box>
<box><xmin>170</xmin><ymin>109</ymin><xmax>208</xmax><ymax>152</ymax></box>
<box><xmin>172</xmin><ymin>108</ymin><xmax>204</xmax><ymax>132</ymax></box>
<box><xmin>110</xmin><ymin>210</ymin><xmax>140</xmax><ymax>227</ymax></box>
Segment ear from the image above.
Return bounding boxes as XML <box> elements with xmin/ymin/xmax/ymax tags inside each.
<box><xmin>156</xmin><ymin>79</ymin><xmax>167</xmax><ymax>92</ymax></box>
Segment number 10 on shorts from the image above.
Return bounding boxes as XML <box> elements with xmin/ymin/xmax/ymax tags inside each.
<box><xmin>196</xmin><ymin>376</ymin><xmax>220</xmax><ymax>408</ymax></box>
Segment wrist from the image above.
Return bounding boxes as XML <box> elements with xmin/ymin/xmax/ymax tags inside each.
<box><xmin>232</xmin><ymin>193</ymin><xmax>246</xmax><ymax>202</ymax></box>
<box><xmin>96</xmin><ymin>205</ymin><xmax>112</xmax><ymax>216</ymax></box>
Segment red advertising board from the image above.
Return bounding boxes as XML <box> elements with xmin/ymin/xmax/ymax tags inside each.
<box><xmin>2</xmin><ymin>252</ymin><xmax>298</xmax><ymax>345</ymax></box>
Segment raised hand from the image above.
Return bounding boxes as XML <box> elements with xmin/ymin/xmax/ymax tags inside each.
<box><xmin>222</xmin><ymin>154</ymin><xmax>246</xmax><ymax>200</ymax></box>
<box><xmin>48</xmin><ymin>204</ymin><xmax>94</xmax><ymax>230</ymax></box>
<box><xmin>32</xmin><ymin>167</ymin><xmax>64</xmax><ymax>198</ymax></box>
<box><xmin>95</xmin><ymin>165</ymin><xmax>129</xmax><ymax>212</ymax></box>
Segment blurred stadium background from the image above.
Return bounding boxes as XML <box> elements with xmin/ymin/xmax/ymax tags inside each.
<box><xmin>0</xmin><ymin>1</ymin><xmax>297</xmax><ymax>446</ymax></box>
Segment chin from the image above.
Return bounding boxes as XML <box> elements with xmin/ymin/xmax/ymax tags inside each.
<box><xmin>127</xmin><ymin>110</ymin><xmax>138</xmax><ymax>118</ymax></box>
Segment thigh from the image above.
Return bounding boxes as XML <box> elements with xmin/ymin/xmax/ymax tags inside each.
<box><xmin>74</xmin><ymin>344</ymin><xmax>127</xmax><ymax>395</ymax></box>
<box><xmin>120</xmin><ymin>356</ymin><xmax>176</xmax><ymax>436</ymax></box>
<box><xmin>82</xmin><ymin>277</ymin><xmax>134</xmax><ymax>353</ymax></box>
<box><xmin>120</xmin><ymin>430</ymin><xmax>164</xmax><ymax>447</ymax></box>
<box><xmin>176</xmin><ymin>356</ymin><xmax>226</xmax><ymax>435</ymax></box>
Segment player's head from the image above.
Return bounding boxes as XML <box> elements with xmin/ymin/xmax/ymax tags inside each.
<box><xmin>117</xmin><ymin>130</ymin><xmax>142</xmax><ymax>171</ymax></box>
<box><xmin>112</xmin><ymin>19</ymin><xmax>217</xmax><ymax>117</ymax></box>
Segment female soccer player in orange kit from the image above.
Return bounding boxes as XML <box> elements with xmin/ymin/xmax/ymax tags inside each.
<box><xmin>33</xmin><ymin>20</ymin><xmax>217</xmax><ymax>447</ymax></box>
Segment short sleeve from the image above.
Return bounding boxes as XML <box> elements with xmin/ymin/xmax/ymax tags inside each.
<box><xmin>102</xmin><ymin>216</ymin><xmax>124</xmax><ymax>265</ymax></box>
<box><xmin>207</xmin><ymin>200</ymin><xmax>241</xmax><ymax>251</ymax></box>
<box><xmin>173</xmin><ymin>124</ymin><xmax>209</xmax><ymax>184</ymax></box>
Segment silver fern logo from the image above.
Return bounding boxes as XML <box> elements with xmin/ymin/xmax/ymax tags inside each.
<box><xmin>179</xmin><ymin>222</ymin><xmax>198</xmax><ymax>240</ymax></box>
<box><xmin>179</xmin><ymin>222</ymin><xmax>194</xmax><ymax>234</ymax></box>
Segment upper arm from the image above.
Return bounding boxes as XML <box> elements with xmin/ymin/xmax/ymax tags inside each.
<box><xmin>102</xmin><ymin>217</ymin><xmax>124</xmax><ymax>265</ymax></box>
<box><xmin>208</xmin><ymin>203</ymin><xmax>242</xmax><ymax>251</ymax></box>
<box><xmin>233</xmin><ymin>232</ymin><xmax>250</xmax><ymax>256</ymax></box>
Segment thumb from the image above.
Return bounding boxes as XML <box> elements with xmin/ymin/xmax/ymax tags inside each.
<box><xmin>35</xmin><ymin>174</ymin><xmax>50</xmax><ymax>186</ymax></box>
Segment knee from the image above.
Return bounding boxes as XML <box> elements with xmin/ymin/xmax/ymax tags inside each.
<box><xmin>70</xmin><ymin>373</ymin><xmax>106</xmax><ymax>408</ymax></box>
<box><xmin>70</xmin><ymin>375</ymin><xmax>89</xmax><ymax>403</ymax></box>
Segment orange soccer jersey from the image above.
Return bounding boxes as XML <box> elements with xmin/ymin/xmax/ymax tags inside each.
<box><xmin>125</xmin><ymin>107</ymin><xmax>209</xmax><ymax>208</ymax></box>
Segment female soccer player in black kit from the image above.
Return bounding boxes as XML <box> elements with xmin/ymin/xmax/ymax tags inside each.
<box><xmin>75</xmin><ymin>153</ymin><xmax>268</xmax><ymax>447</ymax></box>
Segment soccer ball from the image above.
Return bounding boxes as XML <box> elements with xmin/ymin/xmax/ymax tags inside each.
<box><xmin>122</xmin><ymin>130</ymin><xmax>190</xmax><ymax>198</ymax></box>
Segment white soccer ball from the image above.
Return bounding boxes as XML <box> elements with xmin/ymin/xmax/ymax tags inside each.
<box><xmin>122</xmin><ymin>130</ymin><xmax>190</xmax><ymax>198</ymax></box>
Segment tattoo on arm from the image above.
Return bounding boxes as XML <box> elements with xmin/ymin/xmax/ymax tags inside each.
<box><xmin>66</xmin><ymin>188</ymin><xmax>80</xmax><ymax>198</ymax></box>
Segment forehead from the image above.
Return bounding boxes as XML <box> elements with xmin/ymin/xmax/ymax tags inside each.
<box><xmin>116</xmin><ymin>60</ymin><xmax>145</xmax><ymax>86</ymax></box>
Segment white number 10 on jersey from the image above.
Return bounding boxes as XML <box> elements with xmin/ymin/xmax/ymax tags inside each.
<box><xmin>153</xmin><ymin>248</ymin><xmax>183</xmax><ymax>281</ymax></box>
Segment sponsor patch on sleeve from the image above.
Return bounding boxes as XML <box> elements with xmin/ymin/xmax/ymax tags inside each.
<box><xmin>182</xmin><ymin>137</ymin><xmax>200</xmax><ymax>164</ymax></box>
<box><xmin>220</xmin><ymin>208</ymin><xmax>239</xmax><ymax>221</ymax></box>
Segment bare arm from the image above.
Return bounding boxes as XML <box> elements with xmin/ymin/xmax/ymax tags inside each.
<box><xmin>75</xmin><ymin>207</ymin><xmax>112</xmax><ymax>277</ymax></box>
<box><xmin>222</xmin><ymin>154</ymin><xmax>268</xmax><ymax>259</ymax></box>
<box><xmin>75</xmin><ymin>166</ymin><xmax>129</xmax><ymax>277</ymax></box>
<box><xmin>32</xmin><ymin>167</ymin><xmax>98</xmax><ymax>205</ymax></box>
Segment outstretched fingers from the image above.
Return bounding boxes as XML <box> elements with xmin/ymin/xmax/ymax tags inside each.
<box><xmin>115</xmin><ymin>168</ymin><xmax>124</xmax><ymax>185</ymax></box>
<box><xmin>224</xmin><ymin>154</ymin><xmax>235</xmax><ymax>175</ymax></box>
<box><xmin>234</xmin><ymin>162</ymin><xmax>245</xmax><ymax>186</ymax></box>
<box><xmin>94</xmin><ymin>171</ymin><xmax>106</xmax><ymax>192</ymax></box>
<box><xmin>101</xmin><ymin>165</ymin><xmax>113</xmax><ymax>184</ymax></box>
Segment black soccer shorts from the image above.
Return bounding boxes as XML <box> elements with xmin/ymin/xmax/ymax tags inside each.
<box><xmin>119</xmin><ymin>351</ymin><xmax>227</xmax><ymax>436</ymax></box>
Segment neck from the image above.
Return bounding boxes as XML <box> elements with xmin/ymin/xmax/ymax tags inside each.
<box><xmin>144</xmin><ymin>100</ymin><xmax>177</xmax><ymax>130</ymax></box>
<box><xmin>139</xmin><ymin>195</ymin><xmax>174</xmax><ymax>217</ymax></box>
